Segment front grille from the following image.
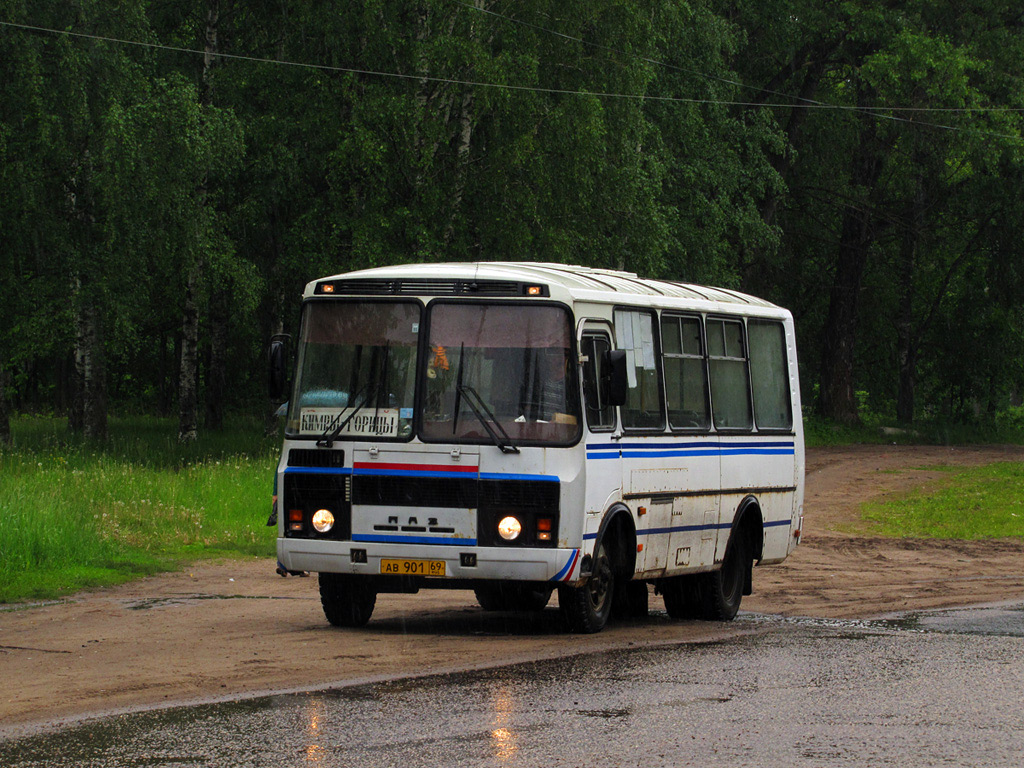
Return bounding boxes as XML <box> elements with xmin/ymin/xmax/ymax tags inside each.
<box><xmin>480</xmin><ymin>480</ymin><xmax>560</xmax><ymax>508</ymax></box>
<box><xmin>353</xmin><ymin>476</ymin><xmax>478</xmax><ymax>508</ymax></box>
<box><xmin>351</xmin><ymin>476</ymin><xmax>559</xmax><ymax>511</ymax></box>
<box><xmin>288</xmin><ymin>449</ymin><xmax>345</xmax><ymax>468</ymax></box>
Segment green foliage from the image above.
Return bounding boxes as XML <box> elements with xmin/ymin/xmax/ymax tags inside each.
<box><xmin>861</xmin><ymin>462</ymin><xmax>1024</xmax><ymax>539</ymax></box>
<box><xmin>0</xmin><ymin>0</ymin><xmax>1023</xmax><ymax>432</ymax></box>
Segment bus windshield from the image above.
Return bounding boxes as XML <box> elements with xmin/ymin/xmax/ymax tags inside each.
<box><xmin>420</xmin><ymin>303</ymin><xmax>580</xmax><ymax>445</ymax></box>
<box><xmin>286</xmin><ymin>301</ymin><xmax>420</xmax><ymax>439</ymax></box>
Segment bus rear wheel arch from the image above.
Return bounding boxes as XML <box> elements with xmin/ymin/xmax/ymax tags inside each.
<box><xmin>659</xmin><ymin>501</ymin><xmax>762</xmax><ymax>621</ymax></box>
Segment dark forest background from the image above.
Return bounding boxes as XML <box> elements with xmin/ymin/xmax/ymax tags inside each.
<box><xmin>2</xmin><ymin>0</ymin><xmax>1023</xmax><ymax>444</ymax></box>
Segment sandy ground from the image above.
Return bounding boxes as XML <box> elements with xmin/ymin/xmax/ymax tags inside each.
<box><xmin>2</xmin><ymin>444</ymin><xmax>1024</xmax><ymax>735</ymax></box>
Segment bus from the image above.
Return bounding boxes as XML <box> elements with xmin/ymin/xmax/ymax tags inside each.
<box><xmin>269</xmin><ymin>262</ymin><xmax>804</xmax><ymax>633</ymax></box>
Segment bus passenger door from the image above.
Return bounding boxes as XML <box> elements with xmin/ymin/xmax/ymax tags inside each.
<box><xmin>579</xmin><ymin>324</ymin><xmax>621</xmax><ymax>549</ymax></box>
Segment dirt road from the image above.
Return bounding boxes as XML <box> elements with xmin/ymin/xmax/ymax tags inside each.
<box><xmin>2</xmin><ymin>444</ymin><xmax>1023</xmax><ymax>734</ymax></box>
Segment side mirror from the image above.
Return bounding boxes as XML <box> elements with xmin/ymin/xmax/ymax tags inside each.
<box><xmin>603</xmin><ymin>349</ymin><xmax>628</xmax><ymax>406</ymax></box>
<box><xmin>268</xmin><ymin>334</ymin><xmax>291</xmax><ymax>402</ymax></box>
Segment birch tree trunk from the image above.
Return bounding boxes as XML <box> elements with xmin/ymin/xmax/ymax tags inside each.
<box><xmin>74</xmin><ymin>295</ymin><xmax>108</xmax><ymax>441</ymax></box>
<box><xmin>179</xmin><ymin>0</ymin><xmax>220</xmax><ymax>442</ymax></box>
<box><xmin>205</xmin><ymin>289</ymin><xmax>228</xmax><ymax>430</ymax></box>
<box><xmin>178</xmin><ymin>270</ymin><xmax>200</xmax><ymax>442</ymax></box>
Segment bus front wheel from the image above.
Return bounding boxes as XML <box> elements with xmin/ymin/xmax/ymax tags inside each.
<box><xmin>558</xmin><ymin>541</ymin><xmax>614</xmax><ymax>633</ymax></box>
<box><xmin>319</xmin><ymin>572</ymin><xmax>377</xmax><ymax>627</ymax></box>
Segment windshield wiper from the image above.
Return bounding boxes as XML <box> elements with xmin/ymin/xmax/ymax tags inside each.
<box><xmin>452</xmin><ymin>343</ymin><xmax>466</xmax><ymax>436</ymax></box>
<box><xmin>316</xmin><ymin>383</ymin><xmax>372</xmax><ymax>448</ymax></box>
<box><xmin>457</xmin><ymin>383</ymin><xmax>520</xmax><ymax>454</ymax></box>
<box><xmin>450</xmin><ymin>343</ymin><xmax>518</xmax><ymax>453</ymax></box>
<box><xmin>316</xmin><ymin>343</ymin><xmax>392</xmax><ymax>448</ymax></box>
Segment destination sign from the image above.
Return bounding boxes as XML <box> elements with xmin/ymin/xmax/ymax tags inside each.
<box><xmin>300</xmin><ymin>407</ymin><xmax>399</xmax><ymax>437</ymax></box>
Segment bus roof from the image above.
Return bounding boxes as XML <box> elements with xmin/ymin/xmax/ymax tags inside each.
<box><xmin>310</xmin><ymin>262</ymin><xmax>782</xmax><ymax>311</ymax></box>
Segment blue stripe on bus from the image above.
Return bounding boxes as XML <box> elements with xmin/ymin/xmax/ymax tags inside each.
<box><xmin>586</xmin><ymin>441</ymin><xmax>795</xmax><ymax>450</ymax></box>
<box><xmin>284</xmin><ymin>467</ymin><xmax>559</xmax><ymax>482</ymax></box>
<box><xmin>480</xmin><ymin>472</ymin><xmax>560</xmax><ymax>483</ymax></box>
<box><xmin>352</xmin><ymin>533</ymin><xmax>477</xmax><ymax>546</ymax></box>
<box><xmin>353</xmin><ymin>468</ymin><xmax>478</xmax><ymax>480</ymax></box>
<box><xmin>585</xmin><ymin>519</ymin><xmax>791</xmax><ymax>539</ymax></box>
<box><xmin>621</xmin><ymin>449</ymin><xmax>794</xmax><ymax>458</ymax></box>
<box><xmin>587</xmin><ymin>446</ymin><xmax>795</xmax><ymax>459</ymax></box>
<box><xmin>550</xmin><ymin>549</ymin><xmax>580</xmax><ymax>582</ymax></box>
<box><xmin>283</xmin><ymin>466</ymin><xmax>352</xmax><ymax>475</ymax></box>
<box><xmin>637</xmin><ymin>522</ymin><xmax>733</xmax><ymax>536</ymax></box>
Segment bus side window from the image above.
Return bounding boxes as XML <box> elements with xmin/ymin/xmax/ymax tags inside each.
<box><xmin>707</xmin><ymin>318</ymin><xmax>752</xmax><ymax>430</ymax></box>
<box><xmin>661</xmin><ymin>315</ymin><xmax>710</xmax><ymax>430</ymax></box>
<box><xmin>613</xmin><ymin>309</ymin><xmax>665</xmax><ymax>431</ymax></box>
<box><xmin>581</xmin><ymin>334</ymin><xmax>615</xmax><ymax>430</ymax></box>
<box><xmin>748</xmin><ymin>320</ymin><xmax>793</xmax><ymax>430</ymax></box>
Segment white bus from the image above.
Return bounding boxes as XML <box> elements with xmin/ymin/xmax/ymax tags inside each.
<box><xmin>270</xmin><ymin>262</ymin><xmax>804</xmax><ymax>633</ymax></box>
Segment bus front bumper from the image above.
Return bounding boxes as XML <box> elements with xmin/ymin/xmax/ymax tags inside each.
<box><xmin>277</xmin><ymin>538</ymin><xmax>583</xmax><ymax>585</ymax></box>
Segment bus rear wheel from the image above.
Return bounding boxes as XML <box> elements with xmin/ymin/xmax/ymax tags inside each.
<box><xmin>661</xmin><ymin>574</ymin><xmax>702</xmax><ymax>619</ymax></box>
<box><xmin>558</xmin><ymin>541</ymin><xmax>614</xmax><ymax>633</ymax></box>
<box><xmin>662</xmin><ymin>534</ymin><xmax>750</xmax><ymax>621</ymax></box>
<box><xmin>319</xmin><ymin>573</ymin><xmax>377</xmax><ymax>627</ymax></box>
<box><xmin>699</xmin><ymin>532</ymin><xmax>749</xmax><ymax>620</ymax></box>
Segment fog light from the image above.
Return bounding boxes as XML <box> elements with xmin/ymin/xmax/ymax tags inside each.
<box><xmin>497</xmin><ymin>516</ymin><xmax>522</xmax><ymax>541</ymax></box>
<box><xmin>312</xmin><ymin>509</ymin><xmax>335</xmax><ymax>533</ymax></box>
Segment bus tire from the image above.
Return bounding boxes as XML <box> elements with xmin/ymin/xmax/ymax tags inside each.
<box><xmin>475</xmin><ymin>583</ymin><xmax>552</xmax><ymax>612</ymax></box>
<box><xmin>698</xmin><ymin>531</ymin><xmax>750</xmax><ymax>621</ymax></box>
<box><xmin>661</xmin><ymin>575</ymin><xmax>702</xmax><ymax>619</ymax></box>
<box><xmin>558</xmin><ymin>541</ymin><xmax>614</xmax><ymax>633</ymax></box>
<box><xmin>319</xmin><ymin>572</ymin><xmax>377</xmax><ymax>627</ymax></box>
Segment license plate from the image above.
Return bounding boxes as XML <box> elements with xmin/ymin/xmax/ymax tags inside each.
<box><xmin>380</xmin><ymin>558</ymin><xmax>446</xmax><ymax>577</ymax></box>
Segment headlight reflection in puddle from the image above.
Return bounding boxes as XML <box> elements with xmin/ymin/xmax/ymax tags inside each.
<box><xmin>490</xmin><ymin>686</ymin><xmax>518</xmax><ymax>761</ymax></box>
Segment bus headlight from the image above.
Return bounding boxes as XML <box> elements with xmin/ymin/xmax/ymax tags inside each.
<box><xmin>312</xmin><ymin>509</ymin><xmax>335</xmax><ymax>533</ymax></box>
<box><xmin>497</xmin><ymin>516</ymin><xmax>522</xmax><ymax>541</ymax></box>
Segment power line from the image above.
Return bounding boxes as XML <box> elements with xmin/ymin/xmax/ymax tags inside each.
<box><xmin>1</xmin><ymin>18</ymin><xmax>1022</xmax><ymax>143</ymax></box>
<box><xmin>451</xmin><ymin>0</ymin><xmax>1024</xmax><ymax>116</ymax></box>
<box><xmin>450</xmin><ymin>0</ymin><xmax>830</xmax><ymax>109</ymax></box>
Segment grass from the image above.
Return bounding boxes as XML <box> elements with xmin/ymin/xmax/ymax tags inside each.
<box><xmin>861</xmin><ymin>462</ymin><xmax>1024</xmax><ymax>539</ymax></box>
<box><xmin>3</xmin><ymin>410</ymin><xmax>1022</xmax><ymax>603</ymax></box>
<box><xmin>803</xmin><ymin>412</ymin><xmax>1024</xmax><ymax>448</ymax></box>
<box><xmin>0</xmin><ymin>415</ymin><xmax>280</xmax><ymax>604</ymax></box>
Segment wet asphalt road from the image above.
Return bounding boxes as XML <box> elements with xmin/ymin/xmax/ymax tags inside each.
<box><xmin>2</xmin><ymin>603</ymin><xmax>1023</xmax><ymax>768</ymax></box>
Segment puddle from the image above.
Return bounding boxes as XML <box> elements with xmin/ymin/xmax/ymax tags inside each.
<box><xmin>747</xmin><ymin>601</ymin><xmax>1024</xmax><ymax>638</ymax></box>
<box><xmin>876</xmin><ymin>603</ymin><xmax>1024</xmax><ymax>637</ymax></box>
<box><xmin>123</xmin><ymin>594</ymin><xmax>303</xmax><ymax>610</ymax></box>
